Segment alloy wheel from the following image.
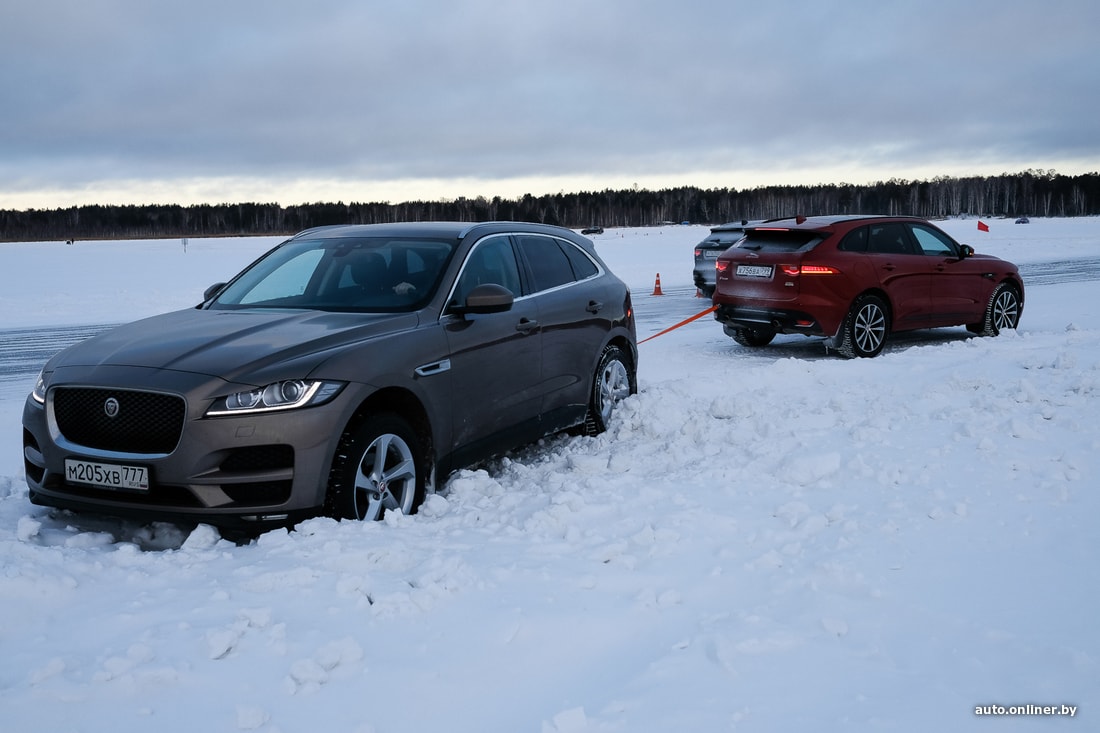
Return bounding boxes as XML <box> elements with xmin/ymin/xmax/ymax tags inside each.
<box><xmin>352</xmin><ymin>432</ymin><xmax>417</xmax><ymax>520</ymax></box>
<box><xmin>853</xmin><ymin>301</ymin><xmax>887</xmax><ymax>354</ymax></box>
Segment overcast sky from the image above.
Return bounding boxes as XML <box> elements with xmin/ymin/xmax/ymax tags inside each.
<box><xmin>3</xmin><ymin>0</ymin><xmax>1098</xmax><ymax>210</ymax></box>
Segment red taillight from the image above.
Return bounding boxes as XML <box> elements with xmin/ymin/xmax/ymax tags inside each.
<box><xmin>716</xmin><ymin>260</ymin><xmax>731</xmax><ymax>274</ymax></box>
<box><xmin>780</xmin><ymin>264</ymin><xmax>839</xmax><ymax>276</ymax></box>
<box><xmin>800</xmin><ymin>265</ymin><xmax>839</xmax><ymax>275</ymax></box>
<box><xmin>694</xmin><ymin>248</ymin><xmax>703</xmax><ymax>257</ymax></box>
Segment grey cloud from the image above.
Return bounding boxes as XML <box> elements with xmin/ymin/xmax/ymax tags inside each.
<box><xmin>3</xmin><ymin>0</ymin><xmax>1099</xmax><ymax>206</ymax></box>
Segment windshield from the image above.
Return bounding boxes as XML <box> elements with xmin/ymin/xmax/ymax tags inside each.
<box><xmin>209</xmin><ymin>236</ymin><xmax>457</xmax><ymax>312</ymax></box>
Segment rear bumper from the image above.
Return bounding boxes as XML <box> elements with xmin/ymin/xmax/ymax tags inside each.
<box><xmin>692</xmin><ymin>267</ymin><xmax>715</xmax><ymax>291</ymax></box>
<box><xmin>714</xmin><ymin>303</ymin><xmax>825</xmax><ymax>336</ymax></box>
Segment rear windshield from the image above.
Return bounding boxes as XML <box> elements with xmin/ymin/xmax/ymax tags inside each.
<box><xmin>736</xmin><ymin>229</ymin><xmax>822</xmax><ymax>252</ymax></box>
<box><xmin>700</xmin><ymin>230</ymin><xmax>746</xmax><ymax>247</ymax></box>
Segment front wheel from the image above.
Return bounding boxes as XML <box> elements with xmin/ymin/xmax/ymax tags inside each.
<box><xmin>325</xmin><ymin>413</ymin><xmax>426</xmax><ymax>521</ymax></box>
<box><xmin>836</xmin><ymin>294</ymin><xmax>889</xmax><ymax>358</ymax></box>
<box><xmin>584</xmin><ymin>345</ymin><xmax>636</xmax><ymax>436</ymax></box>
<box><xmin>970</xmin><ymin>282</ymin><xmax>1021</xmax><ymax>336</ymax></box>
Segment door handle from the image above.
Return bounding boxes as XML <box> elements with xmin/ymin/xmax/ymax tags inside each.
<box><xmin>515</xmin><ymin>318</ymin><xmax>539</xmax><ymax>333</ymax></box>
<box><xmin>586</xmin><ymin>300</ymin><xmax>603</xmax><ymax>314</ymax></box>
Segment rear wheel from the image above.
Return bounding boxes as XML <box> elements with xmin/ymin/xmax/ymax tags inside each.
<box><xmin>729</xmin><ymin>325</ymin><xmax>776</xmax><ymax>347</ymax></box>
<box><xmin>970</xmin><ymin>282</ymin><xmax>1021</xmax><ymax>336</ymax></box>
<box><xmin>584</xmin><ymin>345</ymin><xmax>636</xmax><ymax>436</ymax></box>
<box><xmin>836</xmin><ymin>294</ymin><xmax>888</xmax><ymax>358</ymax></box>
<box><xmin>326</xmin><ymin>413</ymin><xmax>426</xmax><ymax>521</ymax></box>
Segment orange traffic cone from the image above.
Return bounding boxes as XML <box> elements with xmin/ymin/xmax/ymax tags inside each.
<box><xmin>652</xmin><ymin>273</ymin><xmax>664</xmax><ymax>296</ymax></box>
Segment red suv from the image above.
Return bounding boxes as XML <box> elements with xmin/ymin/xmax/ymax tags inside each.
<box><xmin>712</xmin><ymin>215</ymin><xmax>1024</xmax><ymax>357</ymax></box>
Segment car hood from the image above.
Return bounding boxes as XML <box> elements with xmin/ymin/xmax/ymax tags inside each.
<box><xmin>47</xmin><ymin>307</ymin><xmax>420</xmax><ymax>383</ymax></box>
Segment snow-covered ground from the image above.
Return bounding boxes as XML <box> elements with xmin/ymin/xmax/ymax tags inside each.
<box><xmin>1</xmin><ymin>218</ymin><xmax>1096</xmax><ymax>732</ymax></box>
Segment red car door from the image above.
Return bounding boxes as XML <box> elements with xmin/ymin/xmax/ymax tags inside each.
<box><xmin>864</xmin><ymin>222</ymin><xmax>932</xmax><ymax>330</ymax></box>
<box><xmin>909</xmin><ymin>223</ymin><xmax>988</xmax><ymax>327</ymax></box>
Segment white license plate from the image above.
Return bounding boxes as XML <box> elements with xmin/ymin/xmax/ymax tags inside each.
<box><xmin>736</xmin><ymin>264</ymin><xmax>774</xmax><ymax>278</ymax></box>
<box><xmin>703</xmin><ymin>250</ymin><xmax>721</xmax><ymax>259</ymax></box>
<box><xmin>65</xmin><ymin>459</ymin><xmax>149</xmax><ymax>491</ymax></box>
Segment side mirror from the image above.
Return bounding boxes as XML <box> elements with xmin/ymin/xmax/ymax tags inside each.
<box><xmin>453</xmin><ymin>283</ymin><xmax>514</xmax><ymax>316</ymax></box>
<box><xmin>958</xmin><ymin>244</ymin><xmax>974</xmax><ymax>259</ymax></box>
<box><xmin>203</xmin><ymin>282</ymin><xmax>227</xmax><ymax>301</ymax></box>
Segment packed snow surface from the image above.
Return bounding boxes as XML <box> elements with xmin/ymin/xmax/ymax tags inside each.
<box><xmin>1</xmin><ymin>218</ymin><xmax>1096</xmax><ymax>731</ymax></box>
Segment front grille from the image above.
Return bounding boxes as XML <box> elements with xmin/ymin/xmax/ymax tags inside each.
<box><xmin>53</xmin><ymin>387</ymin><xmax>186</xmax><ymax>454</ymax></box>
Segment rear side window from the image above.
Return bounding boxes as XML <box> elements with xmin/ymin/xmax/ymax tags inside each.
<box><xmin>737</xmin><ymin>230</ymin><xmax>821</xmax><ymax>252</ymax></box>
<box><xmin>866</xmin><ymin>223</ymin><xmax>917</xmax><ymax>255</ymax></box>
<box><xmin>516</xmin><ymin>235</ymin><xmax>577</xmax><ymax>292</ymax></box>
<box><xmin>560</xmin><ymin>241</ymin><xmax>599</xmax><ymax>280</ymax></box>
<box><xmin>838</xmin><ymin>227</ymin><xmax>868</xmax><ymax>252</ymax></box>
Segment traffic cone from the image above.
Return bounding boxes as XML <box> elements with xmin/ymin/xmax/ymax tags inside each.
<box><xmin>652</xmin><ymin>273</ymin><xmax>663</xmax><ymax>296</ymax></box>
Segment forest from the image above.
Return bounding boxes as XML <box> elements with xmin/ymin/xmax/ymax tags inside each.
<box><xmin>2</xmin><ymin>169</ymin><xmax>1098</xmax><ymax>242</ymax></box>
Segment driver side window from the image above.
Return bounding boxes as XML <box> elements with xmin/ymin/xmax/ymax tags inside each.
<box><xmin>452</xmin><ymin>236</ymin><xmax>522</xmax><ymax>307</ymax></box>
<box><xmin>909</xmin><ymin>225</ymin><xmax>957</xmax><ymax>256</ymax></box>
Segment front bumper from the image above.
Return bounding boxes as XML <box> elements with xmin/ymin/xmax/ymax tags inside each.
<box><xmin>21</xmin><ymin>369</ymin><xmax>364</xmax><ymax>530</ymax></box>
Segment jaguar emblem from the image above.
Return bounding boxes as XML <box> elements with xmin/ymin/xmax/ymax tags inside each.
<box><xmin>104</xmin><ymin>397</ymin><xmax>120</xmax><ymax>418</ymax></box>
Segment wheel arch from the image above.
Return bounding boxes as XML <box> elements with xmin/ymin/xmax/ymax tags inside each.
<box><xmin>858</xmin><ymin>287</ymin><xmax>894</xmax><ymax>324</ymax></box>
<box><xmin>341</xmin><ymin>387</ymin><xmax>436</xmax><ymax>474</ymax></box>
<box><xmin>602</xmin><ymin>333</ymin><xmax>638</xmax><ymax>390</ymax></box>
<box><xmin>999</xmin><ymin>274</ymin><xmax>1025</xmax><ymax>305</ymax></box>
<box><xmin>829</xmin><ymin>286</ymin><xmax>893</xmax><ymax>339</ymax></box>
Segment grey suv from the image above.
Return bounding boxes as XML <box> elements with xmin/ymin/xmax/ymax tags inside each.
<box><xmin>22</xmin><ymin>222</ymin><xmax>637</xmax><ymax>533</ymax></box>
<box><xmin>692</xmin><ymin>220</ymin><xmax>758</xmax><ymax>296</ymax></box>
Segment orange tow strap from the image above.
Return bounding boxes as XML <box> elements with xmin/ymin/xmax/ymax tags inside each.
<box><xmin>638</xmin><ymin>305</ymin><xmax>718</xmax><ymax>344</ymax></box>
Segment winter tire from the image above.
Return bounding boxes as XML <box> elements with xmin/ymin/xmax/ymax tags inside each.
<box><xmin>326</xmin><ymin>413</ymin><xmax>426</xmax><ymax>521</ymax></box>
<box><xmin>584</xmin><ymin>345</ymin><xmax>636</xmax><ymax>436</ymax></box>
<box><xmin>731</xmin><ymin>326</ymin><xmax>776</xmax><ymax>347</ymax></box>
<box><xmin>837</xmin><ymin>294</ymin><xmax>888</xmax><ymax>358</ymax></box>
<box><xmin>971</xmin><ymin>282</ymin><xmax>1021</xmax><ymax>337</ymax></box>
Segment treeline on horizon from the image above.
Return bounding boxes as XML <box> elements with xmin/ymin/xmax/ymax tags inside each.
<box><xmin>2</xmin><ymin>169</ymin><xmax>1098</xmax><ymax>242</ymax></box>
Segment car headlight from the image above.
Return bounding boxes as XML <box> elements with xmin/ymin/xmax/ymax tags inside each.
<box><xmin>31</xmin><ymin>370</ymin><xmax>49</xmax><ymax>404</ymax></box>
<box><xmin>206</xmin><ymin>380</ymin><xmax>344</xmax><ymax>416</ymax></box>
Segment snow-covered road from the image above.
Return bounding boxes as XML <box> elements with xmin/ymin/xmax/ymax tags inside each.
<box><xmin>1</xmin><ymin>219</ymin><xmax>1097</xmax><ymax>732</ymax></box>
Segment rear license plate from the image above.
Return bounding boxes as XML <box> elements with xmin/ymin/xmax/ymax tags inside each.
<box><xmin>736</xmin><ymin>264</ymin><xmax>774</xmax><ymax>278</ymax></box>
<box><xmin>65</xmin><ymin>459</ymin><xmax>149</xmax><ymax>491</ymax></box>
<box><xmin>704</xmin><ymin>250</ymin><xmax>720</xmax><ymax>259</ymax></box>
